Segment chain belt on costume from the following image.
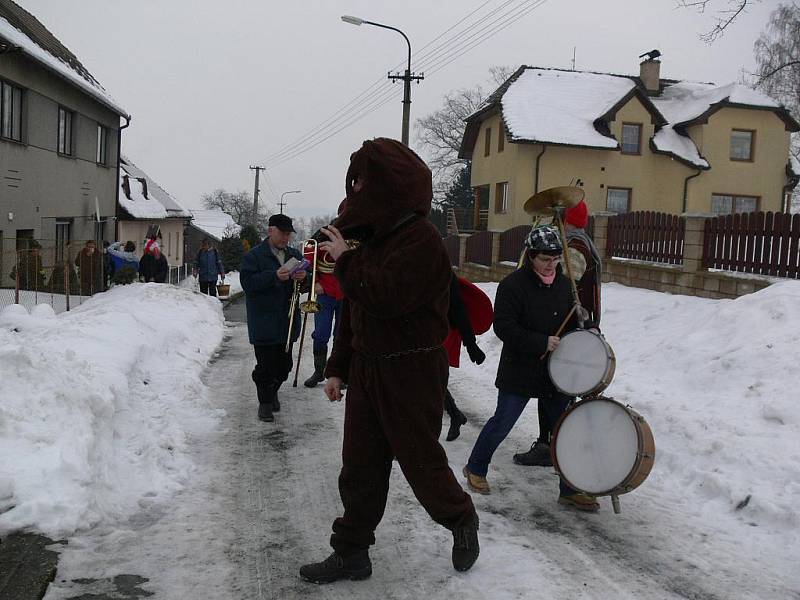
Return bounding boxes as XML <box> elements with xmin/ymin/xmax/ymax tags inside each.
<box><xmin>358</xmin><ymin>345</ymin><xmax>443</xmax><ymax>360</ymax></box>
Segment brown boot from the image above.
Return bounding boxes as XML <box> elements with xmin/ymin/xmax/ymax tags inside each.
<box><xmin>462</xmin><ymin>466</ymin><xmax>490</xmax><ymax>495</ymax></box>
<box><xmin>558</xmin><ymin>492</ymin><xmax>600</xmax><ymax>512</ymax></box>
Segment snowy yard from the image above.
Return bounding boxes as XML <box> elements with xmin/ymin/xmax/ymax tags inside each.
<box><xmin>0</xmin><ymin>279</ymin><xmax>798</xmax><ymax>598</ymax></box>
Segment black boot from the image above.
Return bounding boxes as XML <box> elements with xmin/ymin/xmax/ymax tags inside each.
<box><xmin>451</xmin><ymin>514</ymin><xmax>479</xmax><ymax>572</ymax></box>
<box><xmin>513</xmin><ymin>440</ymin><xmax>552</xmax><ymax>466</ymax></box>
<box><xmin>299</xmin><ymin>551</ymin><xmax>372</xmax><ymax>584</ymax></box>
<box><xmin>256</xmin><ymin>385</ymin><xmax>274</xmax><ymax>422</ymax></box>
<box><xmin>304</xmin><ymin>352</ymin><xmax>327</xmax><ymax>388</ymax></box>
<box><xmin>445</xmin><ymin>411</ymin><xmax>468</xmax><ymax>442</ymax></box>
<box><xmin>271</xmin><ymin>382</ymin><xmax>281</xmax><ymax>413</ymax></box>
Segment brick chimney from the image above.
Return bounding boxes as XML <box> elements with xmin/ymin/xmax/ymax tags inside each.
<box><xmin>640</xmin><ymin>58</ymin><xmax>661</xmax><ymax>95</ymax></box>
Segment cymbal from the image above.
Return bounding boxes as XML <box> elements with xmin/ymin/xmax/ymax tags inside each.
<box><xmin>523</xmin><ymin>186</ymin><xmax>584</xmax><ymax>215</ymax></box>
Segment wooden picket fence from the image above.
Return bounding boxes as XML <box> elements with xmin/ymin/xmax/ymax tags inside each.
<box><xmin>607</xmin><ymin>211</ymin><xmax>685</xmax><ymax>265</ymax></box>
<box><xmin>703</xmin><ymin>211</ymin><xmax>800</xmax><ymax>278</ymax></box>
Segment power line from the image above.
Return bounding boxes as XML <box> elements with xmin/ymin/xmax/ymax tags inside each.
<box><xmin>259</xmin><ymin>0</ymin><xmax>498</xmax><ymax>165</ymax></box>
<box><xmin>262</xmin><ymin>0</ymin><xmax>546</xmax><ymax>168</ymax></box>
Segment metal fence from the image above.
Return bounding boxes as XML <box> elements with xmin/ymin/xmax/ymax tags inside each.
<box><xmin>1</xmin><ymin>237</ymin><xmax>195</xmax><ymax>313</ymax></box>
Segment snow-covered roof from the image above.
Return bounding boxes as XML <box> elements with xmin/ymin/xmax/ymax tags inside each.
<box><xmin>501</xmin><ymin>69</ymin><xmax>636</xmax><ymax>149</ymax></box>
<box><xmin>119</xmin><ymin>156</ymin><xmax>191</xmax><ymax>220</ymax></box>
<box><xmin>462</xmin><ymin>65</ymin><xmax>799</xmax><ymax>170</ymax></box>
<box><xmin>649</xmin><ymin>81</ymin><xmax>785</xmax><ymax>169</ymax></box>
<box><xmin>189</xmin><ymin>210</ymin><xmax>241</xmax><ymax>242</ymax></box>
<box><xmin>0</xmin><ymin>5</ymin><xmax>128</xmax><ymax>118</ymax></box>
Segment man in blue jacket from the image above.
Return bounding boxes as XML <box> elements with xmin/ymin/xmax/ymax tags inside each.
<box><xmin>194</xmin><ymin>238</ymin><xmax>225</xmax><ymax>296</ymax></box>
<box><xmin>240</xmin><ymin>214</ymin><xmax>307</xmax><ymax>423</ymax></box>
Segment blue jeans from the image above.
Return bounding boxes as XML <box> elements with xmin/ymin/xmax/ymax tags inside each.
<box><xmin>467</xmin><ymin>389</ymin><xmax>576</xmax><ymax>496</ymax></box>
<box><xmin>311</xmin><ymin>294</ymin><xmax>341</xmax><ymax>353</ymax></box>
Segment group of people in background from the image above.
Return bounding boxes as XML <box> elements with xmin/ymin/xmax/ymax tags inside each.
<box><xmin>238</xmin><ymin>137</ymin><xmax>603</xmax><ymax>584</ymax></box>
<box><xmin>9</xmin><ymin>235</ymin><xmax>182</xmax><ymax>296</ymax></box>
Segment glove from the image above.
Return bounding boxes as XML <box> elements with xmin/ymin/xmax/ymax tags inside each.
<box><xmin>465</xmin><ymin>341</ymin><xmax>486</xmax><ymax>365</ymax></box>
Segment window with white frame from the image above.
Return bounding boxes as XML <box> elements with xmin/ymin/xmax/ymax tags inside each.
<box><xmin>607</xmin><ymin>187</ymin><xmax>631</xmax><ymax>213</ymax></box>
<box><xmin>1</xmin><ymin>80</ymin><xmax>23</xmax><ymax>142</ymax></box>
<box><xmin>495</xmin><ymin>182</ymin><xmax>508</xmax><ymax>213</ymax></box>
<box><xmin>621</xmin><ymin>123</ymin><xmax>642</xmax><ymax>154</ymax></box>
<box><xmin>55</xmin><ymin>220</ymin><xmax>71</xmax><ymax>262</ymax></box>
<box><xmin>730</xmin><ymin>129</ymin><xmax>754</xmax><ymax>161</ymax></box>
<box><xmin>711</xmin><ymin>194</ymin><xmax>758</xmax><ymax>215</ymax></box>
<box><xmin>96</xmin><ymin>124</ymin><xmax>109</xmax><ymax>165</ymax></box>
<box><xmin>58</xmin><ymin>107</ymin><xmax>74</xmax><ymax>155</ymax></box>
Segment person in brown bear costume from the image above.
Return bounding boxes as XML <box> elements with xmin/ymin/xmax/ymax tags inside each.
<box><xmin>299</xmin><ymin>138</ymin><xmax>480</xmax><ymax>584</ymax></box>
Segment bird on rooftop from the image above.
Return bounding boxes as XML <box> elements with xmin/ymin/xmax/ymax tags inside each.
<box><xmin>639</xmin><ymin>49</ymin><xmax>661</xmax><ymax>60</ymax></box>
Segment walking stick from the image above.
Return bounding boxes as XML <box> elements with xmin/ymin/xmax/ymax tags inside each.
<box><xmin>292</xmin><ymin>311</ymin><xmax>310</xmax><ymax>387</ymax></box>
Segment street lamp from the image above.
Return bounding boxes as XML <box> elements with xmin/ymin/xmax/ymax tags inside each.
<box><xmin>279</xmin><ymin>190</ymin><xmax>301</xmax><ymax>215</ymax></box>
<box><xmin>341</xmin><ymin>15</ymin><xmax>423</xmax><ymax>146</ymax></box>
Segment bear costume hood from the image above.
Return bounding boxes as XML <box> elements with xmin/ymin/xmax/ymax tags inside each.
<box><xmin>333</xmin><ymin>138</ymin><xmax>433</xmax><ymax>241</ymax></box>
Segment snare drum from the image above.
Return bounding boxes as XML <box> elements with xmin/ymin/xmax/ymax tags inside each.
<box><xmin>548</xmin><ymin>329</ymin><xmax>615</xmax><ymax>397</ymax></box>
<box><xmin>551</xmin><ymin>396</ymin><xmax>655</xmax><ymax>498</ymax></box>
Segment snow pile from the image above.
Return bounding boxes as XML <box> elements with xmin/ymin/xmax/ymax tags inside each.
<box><xmin>502</xmin><ymin>69</ymin><xmax>633</xmax><ymax>149</ymax></box>
<box><xmin>0</xmin><ymin>283</ymin><xmax>225</xmax><ymax>536</ymax></box>
<box><xmin>459</xmin><ymin>280</ymin><xmax>800</xmax><ymax>539</ymax></box>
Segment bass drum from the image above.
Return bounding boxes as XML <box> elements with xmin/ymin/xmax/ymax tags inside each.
<box><xmin>551</xmin><ymin>396</ymin><xmax>655</xmax><ymax>498</ymax></box>
<box><xmin>548</xmin><ymin>329</ymin><xmax>615</xmax><ymax>397</ymax></box>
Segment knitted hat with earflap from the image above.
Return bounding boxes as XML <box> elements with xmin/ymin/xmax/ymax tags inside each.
<box><xmin>524</xmin><ymin>225</ymin><xmax>562</xmax><ymax>255</ymax></box>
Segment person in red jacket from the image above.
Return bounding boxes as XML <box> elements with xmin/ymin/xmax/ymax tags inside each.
<box><xmin>302</xmin><ymin>236</ymin><xmax>345</xmax><ymax>387</ymax></box>
<box><xmin>441</xmin><ymin>273</ymin><xmax>492</xmax><ymax>441</ymax></box>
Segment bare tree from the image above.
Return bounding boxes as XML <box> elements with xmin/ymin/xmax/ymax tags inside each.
<box><xmin>202</xmin><ymin>188</ymin><xmax>270</xmax><ymax>234</ymax></box>
<box><xmin>415</xmin><ymin>66</ymin><xmax>515</xmax><ymax>203</ymax></box>
<box><xmin>752</xmin><ymin>3</ymin><xmax>800</xmax><ymax>210</ymax></box>
<box><xmin>677</xmin><ymin>0</ymin><xmax>755</xmax><ymax>42</ymax></box>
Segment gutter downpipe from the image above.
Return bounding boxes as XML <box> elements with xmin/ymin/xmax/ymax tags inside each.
<box><xmin>115</xmin><ymin>115</ymin><xmax>131</xmax><ymax>241</ymax></box>
<box><xmin>782</xmin><ymin>165</ymin><xmax>799</xmax><ymax>213</ymax></box>
<box><xmin>683</xmin><ymin>168</ymin><xmax>701</xmax><ymax>213</ymax></box>
<box><xmin>534</xmin><ymin>144</ymin><xmax>547</xmax><ymax>194</ymax></box>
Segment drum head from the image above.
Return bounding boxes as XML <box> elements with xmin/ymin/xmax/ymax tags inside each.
<box><xmin>549</xmin><ymin>330</ymin><xmax>610</xmax><ymax>396</ymax></box>
<box><xmin>554</xmin><ymin>398</ymin><xmax>638</xmax><ymax>495</ymax></box>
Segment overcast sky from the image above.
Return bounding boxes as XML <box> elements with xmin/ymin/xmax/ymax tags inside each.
<box><xmin>16</xmin><ymin>0</ymin><xmax>781</xmax><ymax>218</ymax></box>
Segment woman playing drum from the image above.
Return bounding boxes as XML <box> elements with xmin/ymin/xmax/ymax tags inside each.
<box><xmin>463</xmin><ymin>225</ymin><xmax>600</xmax><ymax>512</ymax></box>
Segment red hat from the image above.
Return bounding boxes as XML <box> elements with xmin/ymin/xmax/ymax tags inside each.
<box><xmin>565</xmin><ymin>200</ymin><xmax>588</xmax><ymax>228</ymax></box>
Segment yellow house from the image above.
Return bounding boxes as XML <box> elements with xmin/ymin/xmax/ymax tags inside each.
<box><xmin>459</xmin><ymin>59</ymin><xmax>800</xmax><ymax>231</ymax></box>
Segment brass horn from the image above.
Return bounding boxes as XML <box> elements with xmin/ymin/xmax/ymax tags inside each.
<box><xmin>299</xmin><ymin>239</ymin><xmax>322</xmax><ymax>314</ymax></box>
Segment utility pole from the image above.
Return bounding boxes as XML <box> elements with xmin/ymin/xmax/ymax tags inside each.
<box><xmin>342</xmin><ymin>16</ymin><xmax>422</xmax><ymax>146</ymax></box>
<box><xmin>249</xmin><ymin>165</ymin><xmax>265</xmax><ymax>224</ymax></box>
<box><xmin>388</xmin><ymin>62</ymin><xmax>423</xmax><ymax>146</ymax></box>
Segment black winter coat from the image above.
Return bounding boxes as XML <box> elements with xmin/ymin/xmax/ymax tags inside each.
<box><xmin>493</xmin><ymin>266</ymin><xmax>576</xmax><ymax>398</ymax></box>
<box><xmin>240</xmin><ymin>242</ymin><xmax>304</xmax><ymax>346</ymax></box>
<box><xmin>139</xmin><ymin>253</ymin><xmax>168</xmax><ymax>283</ymax></box>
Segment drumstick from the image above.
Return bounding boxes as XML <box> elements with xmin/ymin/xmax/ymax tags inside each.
<box><xmin>539</xmin><ymin>304</ymin><xmax>578</xmax><ymax>360</ymax></box>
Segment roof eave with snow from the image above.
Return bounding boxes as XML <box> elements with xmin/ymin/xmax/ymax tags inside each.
<box><xmin>0</xmin><ymin>17</ymin><xmax>129</xmax><ymax>118</ymax></box>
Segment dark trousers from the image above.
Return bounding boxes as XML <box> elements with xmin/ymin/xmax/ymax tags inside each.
<box><xmin>467</xmin><ymin>389</ymin><xmax>576</xmax><ymax>496</ymax></box>
<box><xmin>330</xmin><ymin>349</ymin><xmax>476</xmax><ymax>556</ymax></box>
<box><xmin>311</xmin><ymin>294</ymin><xmax>341</xmax><ymax>354</ymax></box>
<box><xmin>199</xmin><ymin>280</ymin><xmax>217</xmax><ymax>296</ymax></box>
<box><xmin>252</xmin><ymin>344</ymin><xmax>292</xmax><ymax>403</ymax></box>
<box><xmin>444</xmin><ymin>387</ymin><xmax>461</xmax><ymax>420</ymax></box>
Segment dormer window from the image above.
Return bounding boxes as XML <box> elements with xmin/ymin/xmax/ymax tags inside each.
<box><xmin>730</xmin><ymin>129</ymin><xmax>754</xmax><ymax>161</ymax></box>
<box><xmin>621</xmin><ymin>123</ymin><xmax>642</xmax><ymax>154</ymax></box>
